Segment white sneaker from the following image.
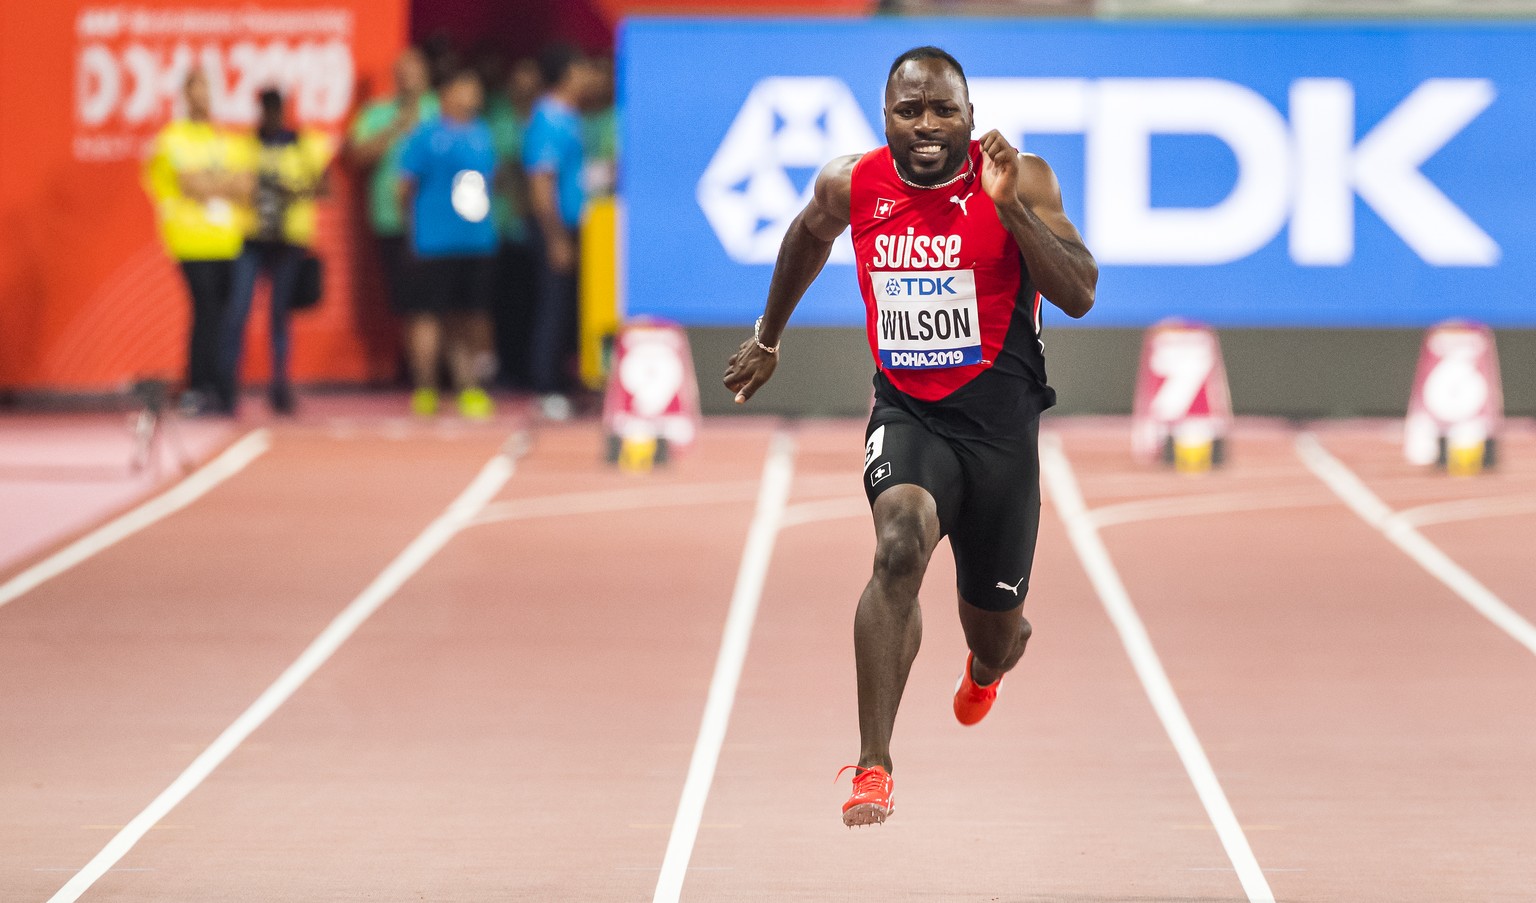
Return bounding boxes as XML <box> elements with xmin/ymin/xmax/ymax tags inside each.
<box><xmin>539</xmin><ymin>393</ymin><xmax>572</xmax><ymax>421</ymax></box>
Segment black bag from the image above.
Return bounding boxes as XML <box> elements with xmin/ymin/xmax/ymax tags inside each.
<box><xmin>292</xmin><ymin>252</ymin><xmax>323</xmax><ymax>310</ymax></box>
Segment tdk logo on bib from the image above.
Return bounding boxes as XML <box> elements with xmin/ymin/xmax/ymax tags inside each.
<box><xmin>885</xmin><ymin>276</ymin><xmax>957</xmax><ymax>297</ymax></box>
<box><xmin>873</xmin><ymin>269</ymin><xmax>982</xmax><ymax>369</ymax></box>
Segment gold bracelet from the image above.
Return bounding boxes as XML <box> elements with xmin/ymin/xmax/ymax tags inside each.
<box><xmin>753</xmin><ymin>317</ymin><xmax>780</xmax><ymax>355</ymax></box>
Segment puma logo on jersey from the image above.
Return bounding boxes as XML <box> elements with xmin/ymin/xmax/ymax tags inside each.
<box><xmin>950</xmin><ymin>192</ymin><xmax>973</xmax><ymax>215</ymax></box>
<box><xmin>995</xmin><ymin>577</ymin><xmax>1025</xmax><ymax>596</ymax></box>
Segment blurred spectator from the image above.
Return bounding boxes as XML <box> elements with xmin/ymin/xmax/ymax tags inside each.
<box><xmin>218</xmin><ymin>88</ymin><xmax>334</xmax><ymax>416</ymax></box>
<box><xmin>421</xmin><ymin>30</ymin><xmax>463</xmax><ymax>90</ymax></box>
<box><xmin>143</xmin><ymin>69</ymin><xmax>253</xmax><ymax>416</ymax></box>
<box><xmin>524</xmin><ymin>45</ymin><xmax>599</xmax><ymax>421</ymax></box>
<box><xmin>581</xmin><ymin>56</ymin><xmax>618</xmax><ymax>200</ymax></box>
<box><xmin>397</xmin><ymin>69</ymin><xmax>499</xmax><ymax>421</ymax></box>
<box><xmin>486</xmin><ymin>57</ymin><xmax>543</xmax><ymax>389</ymax></box>
<box><xmin>347</xmin><ymin>47</ymin><xmax>439</xmax><ymax>325</ymax></box>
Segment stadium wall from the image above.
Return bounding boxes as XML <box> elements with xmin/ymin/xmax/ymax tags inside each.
<box><xmin>686</xmin><ymin>326</ymin><xmax>1536</xmax><ymax>418</ymax></box>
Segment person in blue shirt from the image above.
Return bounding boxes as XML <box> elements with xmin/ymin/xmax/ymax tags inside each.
<box><xmin>398</xmin><ymin>68</ymin><xmax>499</xmax><ymax>420</ymax></box>
<box><xmin>523</xmin><ymin>45</ymin><xmax>599</xmax><ymax>420</ymax></box>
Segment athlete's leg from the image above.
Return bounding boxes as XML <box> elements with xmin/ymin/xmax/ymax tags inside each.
<box><xmin>957</xmin><ymin>599</ymin><xmax>1031</xmax><ymax>686</ymax></box>
<box><xmin>949</xmin><ymin>418</ymin><xmax>1043</xmax><ymax>699</ymax></box>
<box><xmin>855</xmin><ymin>483</ymin><xmax>942</xmax><ymax>772</ymax></box>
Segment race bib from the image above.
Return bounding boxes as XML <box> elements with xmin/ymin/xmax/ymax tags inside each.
<box><xmin>204</xmin><ymin>198</ymin><xmax>234</xmax><ymax>226</ymax></box>
<box><xmin>871</xmin><ymin>269</ymin><xmax>981</xmax><ymax>369</ymax></box>
<box><xmin>451</xmin><ymin>170</ymin><xmax>490</xmax><ymax>223</ymax></box>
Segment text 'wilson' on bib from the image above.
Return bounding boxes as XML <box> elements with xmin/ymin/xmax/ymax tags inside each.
<box><xmin>872</xmin><ymin>269</ymin><xmax>981</xmax><ymax>369</ymax></box>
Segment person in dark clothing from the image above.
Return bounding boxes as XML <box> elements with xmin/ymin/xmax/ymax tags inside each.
<box><xmin>218</xmin><ymin>88</ymin><xmax>334</xmax><ymax>414</ymax></box>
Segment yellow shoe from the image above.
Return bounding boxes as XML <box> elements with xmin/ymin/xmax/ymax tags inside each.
<box><xmin>458</xmin><ymin>387</ymin><xmax>494</xmax><ymax>421</ymax></box>
<box><xmin>410</xmin><ymin>388</ymin><xmax>439</xmax><ymax>417</ymax></box>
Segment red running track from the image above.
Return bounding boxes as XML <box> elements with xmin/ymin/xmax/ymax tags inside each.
<box><xmin>2</xmin><ymin>413</ymin><xmax>1533</xmax><ymax>901</ymax></box>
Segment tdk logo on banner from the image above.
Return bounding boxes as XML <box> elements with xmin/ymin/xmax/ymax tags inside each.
<box><xmin>700</xmin><ymin>76</ymin><xmax>1498</xmax><ymax>268</ymax></box>
<box><xmin>697</xmin><ymin>77</ymin><xmax>879</xmax><ymax>265</ymax></box>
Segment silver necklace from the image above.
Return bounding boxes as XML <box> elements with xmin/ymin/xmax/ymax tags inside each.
<box><xmin>892</xmin><ymin>153</ymin><xmax>974</xmax><ymax>191</ymax></box>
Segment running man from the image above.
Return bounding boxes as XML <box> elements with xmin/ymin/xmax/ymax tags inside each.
<box><xmin>722</xmin><ymin>46</ymin><xmax>1096</xmax><ymax>827</ymax></box>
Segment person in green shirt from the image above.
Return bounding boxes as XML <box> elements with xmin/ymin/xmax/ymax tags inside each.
<box><xmin>484</xmin><ymin>57</ymin><xmax>542</xmax><ymax>389</ymax></box>
<box><xmin>346</xmin><ymin>47</ymin><xmax>438</xmax><ymax>316</ymax></box>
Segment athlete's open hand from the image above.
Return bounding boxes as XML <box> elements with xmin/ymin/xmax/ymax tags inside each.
<box><xmin>723</xmin><ymin>337</ymin><xmax>777</xmax><ymax>404</ymax></box>
<box><xmin>979</xmin><ymin>129</ymin><xmax>1024</xmax><ymax>211</ymax></box>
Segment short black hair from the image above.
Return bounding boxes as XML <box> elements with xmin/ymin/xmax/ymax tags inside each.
<box><xmin>257</xmin><ymin>87</ymin><xmax>283</xmax><ymax>113</ymax></box>
<box><xmin>538</xmin><ymin>43</ymin><xmax>582</xmax><ymax>89</ymax></box>
<box><xmin>886</xmin><ymin>46</ymin><xmax>967</xmax><ymax>91</ymax></box>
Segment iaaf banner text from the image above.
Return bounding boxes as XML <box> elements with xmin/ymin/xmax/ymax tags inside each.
<box><xmin>620</xmin><ymin>19</ymin><xmax>1535</xmax><ymax>328</ymax></box>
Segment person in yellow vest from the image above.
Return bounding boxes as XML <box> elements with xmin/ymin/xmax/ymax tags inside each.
<box><xmin>143</xmin><ymin>69</ymin><xmax>253</xmax><ymax>415</ymax></box>
<box><xmin>218</xmin><ymin>88</ymin><xmax>335</xmax><ymax>415</ymax></box>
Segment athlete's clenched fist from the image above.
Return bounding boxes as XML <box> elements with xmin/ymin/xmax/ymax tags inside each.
<box><xmin>978</xmin><ymin>129</ymin><xmax>1023</xmax><ymax>210</ymax></box>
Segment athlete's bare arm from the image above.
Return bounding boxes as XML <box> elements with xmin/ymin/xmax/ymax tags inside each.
<box><xmin>978</xmin><ymin>129</ymin><xmax>1097</xmax><ymax>318</ymax></box>
<box><xmin>723</xmin><ymin>153</ymin><xmax>858</xmax><ymax>403</ymax></box>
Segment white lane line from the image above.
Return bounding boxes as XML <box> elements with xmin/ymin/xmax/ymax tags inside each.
<box><xmin>1394</xmin><ymin>493</ymin><xmax>1536</xmax><ymax>529</ymax></box>
<box><xmin>778</xmin><ymin>495</ymin><xmax>866</xmax><ymax>528</ymax></box>
<box><xmin>1295</xmin><ymin>433</ymin><xmax>1536</xmax><ymax>658</ymax></box>
<box><xmin>1087</xmin><ymin>488</ymin><xmax>1333</xmax><ymax>529</ymax></box>
<box><xmin>0</xmin><ymin>429</ymin><xmax>272</xmax><ymax>611</ymax></box>
<box><xmin>44</xmin><ymin>451</ymin><xmax>517</xmax><ymax>903</ymax></box>
<box><xmin>1039</xmin><ymin>434</ymin><xmax>1275</xmax><ymax>903</ymax></box>
<box><xmin>468</xmin><ymin>480</ymin><xmax>761</xmax><ymax>526</ymax></box>
<box><xmin>653</xmin><ymin>432</ymin><xmax>795</xmax><ymax>903</ymax></box>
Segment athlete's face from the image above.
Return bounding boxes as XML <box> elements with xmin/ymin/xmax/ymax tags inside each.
<box><xmin>884</xmin><ymin>60</ymin><xmax>973</xmax><ymax>186</ymax></box>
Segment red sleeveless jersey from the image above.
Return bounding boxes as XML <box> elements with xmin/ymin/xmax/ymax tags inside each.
<box><xmin>850</xmin><ymin>141</ymin><xmax>1048</xmax><ymax>407</ymax></box>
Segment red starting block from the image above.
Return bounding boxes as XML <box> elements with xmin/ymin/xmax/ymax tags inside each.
<box><xmin>1131</xmin><ymin>319</ymin><xmax>1233</xmax><ymax>473</ymax></box>
<box><xmin>601</xmin><ymin>318</ymin><xmax>701</xmax><ymax>472</ymax></box>
<box><xmin>1404</xmin><ymin>320</ymin><xmax>1502</xmax><ymax>475</ymax></box>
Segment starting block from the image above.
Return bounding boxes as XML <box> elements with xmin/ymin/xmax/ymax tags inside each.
<box><xmin>1404</xmin><ymin>320</ymin><xmax>1502</xmax><ymax>476</ymax></box>
<box><xmin>601</xmin><ymin>318</ymin><xmax>701</xmax><ymax>472</ymax></box>
<box><xmin>613</xmin><ymin>433</ymin><xmax>667</xmax><ymax>474</ymax></box>
<box><xmin>1131</xmin><ymin>319</ymin><xmax>1233</xmax><ymax>474</ymax></box>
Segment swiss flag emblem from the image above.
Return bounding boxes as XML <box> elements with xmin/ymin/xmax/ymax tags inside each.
<box><xmin>874</xmin><ymin>198</ymin><xmax>896</xmax><ymax>219</ymax></box>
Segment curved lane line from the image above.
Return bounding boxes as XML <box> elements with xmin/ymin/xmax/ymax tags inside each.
<box><xmin>0</xmin><ymin>429</ymin><xmax>271</xmax><ymax>611</ymax></box>
<box><xmin>43</xmin><ymin>450</ymin><xmax>517</xmax><ymax>903</ymax></box>
<box><xmin>1296</xmin><ymin>433</ymin><xmax>1536</xmax><ymax>658</ymax></box>
<box><xmin>1393</xmin><ymin>493</ymin><xmax>1536</xmax><ymax>529</ymax></box>
<box><xmin>1087</xmin><ymin>489</ymin><xmax>1334</xmax><ymax>529</ymax></box>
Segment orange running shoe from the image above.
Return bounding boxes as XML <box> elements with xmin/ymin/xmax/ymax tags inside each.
<box><xmin>953</xmin><ymin>652</ymin><xmax>1001</xmax><ymax>726</ymax></box>
<box><xmin>837</xmin><ymin>765</ymin><xmax>894</xmax><ymax>827</ymax></box>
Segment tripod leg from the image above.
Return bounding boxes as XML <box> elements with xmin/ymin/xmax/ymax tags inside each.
<box><xmin>160</xmin><ymin>407</ymin><xmax>196</xmax><ymax>474</ymax></box>
<box><xmin>131</xmin><ymin>409</ymin><xmax>157</xmax><ymax>475</ymax></box>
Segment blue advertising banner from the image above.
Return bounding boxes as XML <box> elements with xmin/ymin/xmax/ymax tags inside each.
<box><xmin>619</xmin><ymin>19</ymin><xmax>1535</xmax><ymax>328</ymax></box>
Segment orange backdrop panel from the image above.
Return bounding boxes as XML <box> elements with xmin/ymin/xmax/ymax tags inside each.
<box><xmin>594</xmin><ymin>0</ymin><xmax>874</xmax><ymax>17</ymax></box>
<box><xmin>0</xmin><ymin>0</ymin><xmax>407</xmax><ymax>391</ymax></box>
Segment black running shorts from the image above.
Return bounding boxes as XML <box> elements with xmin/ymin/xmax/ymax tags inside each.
<box><xmin>862</xmin><ymin>399</ymin><xmax>1042</xmax><ymax>613</ymax></box>
<box><xmin>408</xmin><ymin>254</ymin><xmax>496</xmax><ymax>314</ymax></box>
